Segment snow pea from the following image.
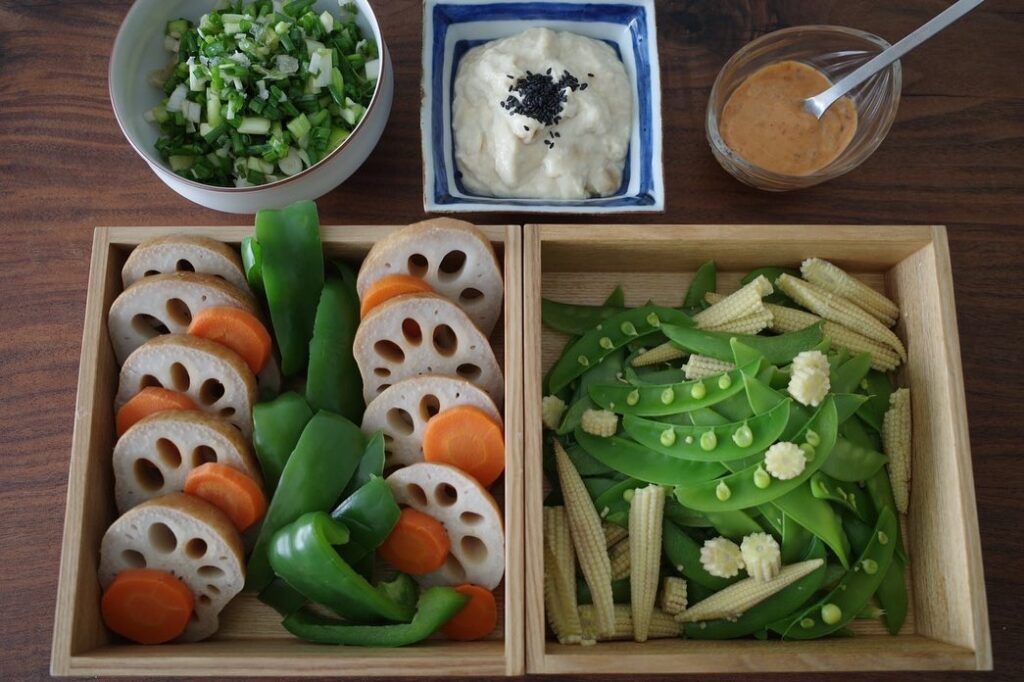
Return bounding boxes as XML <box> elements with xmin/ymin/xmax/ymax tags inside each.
<box><xmin>590</xmin><ymin>360</ymin><xmax>761</xmax><ymax>417</ymax></box>
<box><xmin>593</xmin><ymin>477</ymin><xmax>644</xmax><ymax>527</ymax></box>
<box><xmin>821</xmin><ymin>437</ymin><xmax>888</xmax><ymax>482</ymax></box>
<box><xmin>771</xmin><ymin>483</ymin><xmax>851</xmax><ymax>569</ymax></box>
<box><xmin>557</xmin><ymin>348</ymin><xmax>625</xmax><ymax>435</ymax></box>
<box><xmin>623</xmin><ymin>399</ymin><xmax>791</xmax><ymax>463</ymax></box>
<box><xmin>741</xmin><ymin>266</ymin><xmax>800</xmax><ymax>306</ymax></box>
<box><xmin>810</xmin><ymin>472</ymin><xmax>872</xmax><ymax>523</ymax></box>
<box><xmin>744</xmin><ymin>372</ymin><xmax>867</xmax><ymax>437</ymax></box>
<box><xmin>770</xmin><ymin>506</ymin><xmax>896</xmax><ymax>639</ymax></box>
<box><xmin>543</xmin><ymin>288</ymin><xmax>626</xmax><ymax>395</ymax></box>
<box><xmin>684</xmin><ymin>539</ymin><xmax>827</xmax><ymax>640</ymax></box>
<box><xmin>540</xmin><ymin>299</ymin><xmax>627</xmax><ymax>336</ymax></box>
<box><xmin>661</xmin><ymin>321</ymin><xmax>824</xmax><ymax>365</ymax></box>
<box><xmin>683</xmin><ymin>261</ymin><xmax>716</xmax><ymax>309</ymax></box>
<box><xmin>830</xmin><ymin>353</ymin><xmax>872</xmax><ymax>395</ymax></box>
<box><xmin>576</xmin><ymin>428</ymin><xmax>727</xmax><ymax>486</ymax></box>
<box><xmin>664</xmin><ymin>498</ymin><xmax>715</xmax><ymax>527</ymax></box>
<box><xmin>686</xmin><ymin>407</ymin><xmax>731</xmax><ymax>427</ymax></box>
<box><xmin>705</xmin><ymin>509</ymin><xmax>765</xmax><ymax>540</ymax></box>
<box><xmin>565</xmin><ymin>440</ymin><xmax>619</xmax><ymax>478</ymax></box>
<box><xmin>843</xmin><ymin>513</ymin><xmax>908</xmax><ymax>635</ymax></box>
<box><xmin>840</xmin><ymin>412</ymin><xmax>882</xmax><ymax>451</ymax></box>
<box><xmin>856</xmin><ymin>370</ymin><xmax>893</xmax><ymax>433</ymax></box>
<box><xmin>624</xmin><ymin>362</ymin><xmax>688</xmax><ymax>386</ymax></box>
<box><xmin>781</xmin><ymin>513</ymin><xmax>812</xmax><ymax>563</ymax></box>
<box><xmin>577</xmin><ymin>576</ymin><xmax>631</xmax><ymax>605</ymax></box>
<box><xmin>674</xmin><ymin>398</ymin><xmax>837</xmax><ymax>512</ymax></box>
<box><xmin>548</xmin><ymin>305</ymin><xmax>694</xmax><ymax>393</ymax></box>
<box><xmin>758</xmin><ymin>503</ymin><xmax>785</xmax><ymax>536</ymax></box>
<box><xmin>662</xmin><ymin>520</ymin><xmax>737</xmax><ymax>591</ymax></box>
<box><xmin>864</xmin><ymin>469</ymin><xmax>908</xmax><ymax>565</ymax></box>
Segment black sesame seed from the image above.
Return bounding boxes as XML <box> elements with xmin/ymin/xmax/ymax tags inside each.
<box><xmin>496</xmin><ymin>69</ymin><xmax>581</xmax><ymax>127</ymax></box>
<box><xmin>580</xmin><ymin>83</ymin><xmax>588</xmax><ymax>90</ymax></box>
<box><xmin>507</xmin><ymin>74</ymin><xmax>513</xmax><ymax>79</ymax></box>
<box><xmin>587</xmin><ymin>72</ymin><xmax>594</xmax><ymax>78</ymax></box>
<box><xmin>524</xmin><ymin>125</ymin><xmax>530</xmax><ymax>131</ymax></box>
<box><xmin>554</xmin><ymin>132</ymin><xmax>560</xmax><ymax>138</ymax></box>
<box><xmin>546</xmin><ymin>67</ymin><xmax>552</xmax><ymax>75</ymax></box>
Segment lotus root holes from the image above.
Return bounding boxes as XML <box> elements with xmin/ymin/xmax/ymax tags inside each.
<box><xmin>407</xmin><ymin>253</ymin><xmax>429</xmax><ymax>277</ymax></box>
<box><xmin>402</xmin><ymin>318</ymin><xmax>423</xmax><ymax>345</ymax></box>
<box><xmin>406</xmin><ymin>483</ymin><xmax>428</xmax><ymax>506</ymax></box>
<box><xmin>166</xmin><ymin>297</ymin><xmax>192</xmax><ymax>326</ymax></box>
<box><xmin>460</xmin><ymin>535</ymin><xmax>488</xmax><ymax>563</ymax></box>
<box><xmin>156</xmin><ymin>438</ymin><xmax>182</xmax><ymax>468</ymax></box>
<box><xmin>438</xmin><ymin>250</ymin><xmax>467</xmax><ymax>280</ymax></box>
<box><xmin>185</xmin><ymin>538</ymin><xmax>208</xmax><ymax>559</ymax></box>
<box><xmin>193</xmin><ymin>445</ymin><xmax>217</xmax><ymax>467</ymax></box>
<box><xmin>134</xmin><ymin>458</ymin><xmax>164</xmax><ymax>491</ymax></box>
<box><xmin>148</xmin><ymin>522</ymin><xmax>177</xmax><ymax>553</ymax></box>
<box><xmin>387</xmin><ymin>407</ymin><xmax>415</xmax><ymax>436</ymax></box>
<box><xmin>169</xmin><ymin>362</ymin><xmax>190</xmax><ymax>391</ymax></box>
<box><xmin>432</xmin><ymin>324</ymin><xmax>458</xmax><ymax>356</ymax></box>
<box><xmin>435</xmin><ymin>482</ymin><xmax>458</xmax><ymax>507</ymax></box>
<box><xmin>420</xmin><ymin>394</ymin><xmax>441</xmax><ymax>421</ymax></box>
<box><xmin>374</xmin><ymin>340</ymin><xmax>405</xmax><ymax>364</ymax></box>
<box><xmin>199</xmin><ymin>378</ymin><xmax>225</xmax><ymax>405</ymax></box>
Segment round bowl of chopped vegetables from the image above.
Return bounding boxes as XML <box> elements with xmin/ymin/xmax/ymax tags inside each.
<box><xmin>109</xmin><ymin>0</ymin><xmax>392</xmax><ymax>213</ymax></box>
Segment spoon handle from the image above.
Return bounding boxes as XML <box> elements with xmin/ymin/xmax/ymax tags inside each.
<box><xmin>806</xmin><ymin>0</ymin><xmax>985</xmax><ymax>118</ymax></box>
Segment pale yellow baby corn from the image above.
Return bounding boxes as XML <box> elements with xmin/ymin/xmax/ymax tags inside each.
<box><xmin>629</xmin><ymin>484</ymin><xmax>666</xmax><ymax>642</ymax></box>
<box><xmin>776</xmin><ymin>275</ymin><xmax>907</xmax><ymax>361</ymax></box>
<box><xmin>675</xmin><ymin>558</ymin><xmax>825</xmax><ymax>623</ymax></box>
<box><xmin>542</xmin><ymin>395</ymin><xmax>567</xmax><ymax>431</ymax></box>
<box><xmin>883</xmin><ymin>388</ymin><xmax>912</xmax><ymax>514</ymax></box>
<box><xmin>766</xmin><ymin>303</ymin><xmax>901</xmax><ymax>371</ymax></box>
<box><xmin>660</xmin><ymin>576</ymin><xmax>689</xmax><ymax>615</ymax></box>
<box><xmin>702</xmin><ymin>307</ymin><xmax>773</xmax><ymax>335</ymax></box>
<box><xmin>580</xmin><ymin>408</ymin><xmax>618</xmax><ymax>437</ymax></box>
<box><xmin>632</xmin><ymin>341</ymin><xmax>685</xmax><ymax>367</ymax></box>
<box><xmin>603</xmin><ymin>522</ymin><xmax>628</xmax><ymax>548</ymax></box>
<box><xmin>801</xmin><ymin>258</ymin><xmax>899</xmax><ymax>326</ymax></box>
<box><xmin>580</xmin><ymin>605</ymin><xmax>680</xmax><ymax>642</ymax></box>
<box><xmin>693</xmin><ymin>275</ymin><xmax>772</xmax><ymax>329</ymax></box>
<box><xmin>684</xmin><ymin>354</ymin><xmax>736</xmax><ymax>380</ymax></box>
<box><xmin>544</xmin><ymin>506</ymin><xmax>582</xmax><ymax>643</ymax></box>
<box><xmin>609</xmin><ymin>537</ymin><xmax>631</xmax><ymax>581</ymax></box>
<box><xmin>554</xmin><ymin>439</ymin><xmax>616</xmax><ymax>637</ymax></box>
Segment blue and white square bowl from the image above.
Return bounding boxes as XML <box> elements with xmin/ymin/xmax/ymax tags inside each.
<box><xmin>421</xmin><ymin>0</ymin><xmax>663</xmax><ymax>213</ymax></box>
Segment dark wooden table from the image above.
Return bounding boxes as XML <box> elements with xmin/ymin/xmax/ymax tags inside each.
<box><xmin>2</xmin><ymin>0</ymin><xmax>1022</xmax><ymax>680</ymax></box>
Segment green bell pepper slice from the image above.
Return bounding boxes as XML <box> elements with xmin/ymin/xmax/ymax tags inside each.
<box><xmin>247</xmin><ymin>411</ymin><xmax>365</xmax><ymax>592</ymax></box>
<box><xmin>240</xmin><ymin>236</ymin><xmax>264</xmax><ymax>295</ymax></box>
<box><xmin>254</xmin><ymin>199</ymin><xmax>324</xmax><ymax>376</ymax></box>
<box><xmin>252</xmin><ymin>391</ymin><xmax>313</xmax><ymax>496</ymax></box>
<box><xmin>342</xmin><ymin>431</ymin><xmax>386</xmax><ymax>500</ymax></box>
<box><xmin>282</xmin><ymin>585</ymin><xmax>467</xmax><ymax>646</ymax></box>
<box><xmin>306</xmin><ymin>263</ymin><xmax>364</xmax><ymax>422</ymax></box>
<box><xmin>331</xmin><ymin>475</ymin><xmax>401</xmax><ymax>561</ymax></box>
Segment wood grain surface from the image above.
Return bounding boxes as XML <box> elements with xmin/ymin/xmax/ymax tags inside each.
<box><xmin>1</xmin><ymin>0</ymin><xmax>1022</xmax><ymax>680</ymax></box>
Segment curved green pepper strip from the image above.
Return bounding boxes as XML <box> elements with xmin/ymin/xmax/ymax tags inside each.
<box><xmin>548</xmin><ymin>305</ymin><xmax>694</xmax><ymax>393</ymax></box>
<box><xmin>856</xmin><ymin>370</ymin><xmax>893</xmax><ymax>433</ymax></box>
<box><xmin>589</xmin><ymin>360</ymin><xmax>761</xmax><ymax>417</ymax></box>
<box><xmin>240</xmin><ymin>236</ymin><xmax>264</xmax><ymax>295</ymax></box>
<box><xmin>661</xmin><ymin>321</ymin><xmax>824</xmax><ymax>365</ymax></box>
<box><xmin>270</xmin><ymin>512</ymin><xmax>415</xmax><ymax>624</ymax></box>
<box><xmin>741</xmin><ymin>266</ymin><xmax>800</xmax><ymax>306</ymax></box>
<box><xmin>259</xmin><ymin>577</ymin><xmax>307</xmax><ymax>617</ymax></box>
<box><xmin>342</xmin><ymin>431</ymin><xmax>386</xmax><ymax>500</ymax></box>
<box><xmin>306</xmin><ymin>265</ymin><xmax>363</xmax><ymax>422</ymax></box>
<box><xmin>247</xmin><ymin>411</ymin><xmax>365</xmax><ymax>593</ymax></box>
<box><xmin>662</xmin><ymin>520</ymin><xmax>736</xmax><ymax>591</ymax></box>
<box><xmin>770</xmin><ymin>507</ymin><xmax>896</xmax><ymax>639</ymax></box>
<box><xmin>541</xmin><ymin>299</ymin><xmax>628</xmax><ymax>336</ymax></box>
<box><xmin>810</xmin><ymin>472</ymin><xmax>872</xmax><ymax>523</ymax></box>
<box><xmin>331</xmin><ymin>475</ymin><xmax>400</xmax><ymax>557</ymax></box>
<box><xmin>843</xmin><ymin>513</ymin><xmax>908</xmax><ymax>635</ymax></box>
<box><xmin>674</xmin><ymin>398</ymin><xmax>838</xmax><ymax>512</ymax></box>
<box><xmin>685</xmin><ymin>539</ymin><xmax>827</xmax><ymax>640</ymax></box>
<box><xmin>577</xmin><ymin>577</ymin><xmax>631</xmax><ymax>605</ymax></box>
<box><xmin>830</xmin><ymin>353</ymin><xmax>872</xmax><ymax>395</ymax></box>
<box><xmin>684</xmin><ymin>261</ymin><xmax>717</xmax><ymax>309</ymax></box>
<box><xmin>251</xmin><ymin>391</ymin><xmax>313</xmax><ymax>496</ymax></box>
<box><xmin>864</xmin><ymin>469</ymin><xmax>908</xmax><ymax>564</ymax></box>
<box><xmin>254</xmin><ymin>199</ymin><xmax>324</xmax><ymax>376</ymax></box>
<box><xmin>821</xmin><ymin>437</ymin><xmax>888</xmax><ymax>482</ymax></box>
<box><xmin>781</xmin><ymin>513</ymin><xmax>813</xmax><ymax>564</ymax></box>
<box><xmin>576</xmin><ymin>428</ymin><xmax>726</xmax><ymax>486</ymax></box>
<box><xmin>557</xmin><ymin>348</ymin><xmax>625</xmax><ymax>435</ymax></box>
<box><xmin>282</xmin><ymin>586</ymin><xmax>467</xmax><ymax>646</ymax></box>
<box><xmin>623</xmin><ymin>399</ymin><xmax>791</xmax><ymax>463</ymax></box>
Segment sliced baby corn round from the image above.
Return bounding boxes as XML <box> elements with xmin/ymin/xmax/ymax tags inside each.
<box><xmin>740</xmin><ymin>532</ymin><xmax>782</xmax><ymax>583</ymax></box>
<box><xmin>801</xmin><ymin>258</ymin><xmax>899</xmax><ymax>326</ymax></box>
<box><xmin>542</xmin><ymin>395</ymin><xmax>567</xmax><ymax>431</ymax></box>
<box><xmin>700</xmin><ymin>536</ymin><xmax>744</xmax><ymax>578</ymax></box>
<box><xmin>629</xmin><ymin>484</ymin><xmax>666</xmax><ymax>642</ymax></box>
<box><xmin>580</xmin><ymin>409</ymin><xmax>618</xmax><ymax>437</ymax></box>
<box><xmin>883</xmin><ymin>388</ymin><xmax>912</xmax><ymax>514</ymax></box>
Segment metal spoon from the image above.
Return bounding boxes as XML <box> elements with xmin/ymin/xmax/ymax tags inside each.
<box><xmin>802</xmin><ymin>0</ymin><xmax>985</xmax><ymax>119</ymax></box>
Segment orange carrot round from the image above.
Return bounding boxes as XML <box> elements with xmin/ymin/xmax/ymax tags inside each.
<box><xmin>187</xmin><ymin>306</ymin><xmax>272</xmax><ymax>374</ymax></box>
<box><xmin>183</xmin><ymin>463</ymin><xmax>267</xmax><ymax>531</ymax></box>
<box><xmin>101</xmin><ymin>568</ymin><xmax>195</xmax><ymax>645</ymax></box>
<box><xmin>377</xmin><ymin>507</ymin><xmax>450</xmax><ymax>575</ymax></box>
<box><xmin>441</xmin><ymin>584</ymin><xmax>498</xmax><ymax>641</ymax></box>
<box><xmin>116</xmin><ymin>387</ymin><xmax>197</xmax><ymax>436</ymax></box>
<box><xmin>360</xmin><ymin>275</ymin><xmax>433</xmax><ymax>318</ymax></box>
<box><xmin>422</xmin><ymin>406</ymin><xmax>505</xmax><ymax>487</ymax></box>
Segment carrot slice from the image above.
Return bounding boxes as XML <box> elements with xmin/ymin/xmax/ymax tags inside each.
<box><xmin>116</xmin><ymin>387</ymin><xmax>197</xmax><ymax>436</ymax></box>
<box><xmin>422</xmin><ymin>406</ymin><xmax>505</xmax><ymax>487</ymax></box>
<box><xmin>187</xmin><ymin>306</ymin><xmax>272</xmax><ymax>374</ymax></box>
<box><xmin>360</xmin><ymin>275</ymin><xmax>433</xmax><ymax>318</ymax></box>
<box><xmin>377</xmin><ymin>507</ymin><xmax>450</xmax><ymax>575</ymax></box>
<box><xmin>183</xmin><ymin>462</ymin><xmax>267</xmax><ymax>531</ymax></box>
<box><xmin>441</xmin><ymin>584</ymin><xmax>497</xmax><ymax>641</ymax></box>
<box><xmin>101</xmin><ymin>568</ymin><xmax>195</xmax><ymax>645</ymax></box>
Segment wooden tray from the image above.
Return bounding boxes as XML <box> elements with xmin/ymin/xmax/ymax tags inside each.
<box><xmin>51</xmin><ymin>225</ymin><xmax>524</xmax><ymax>677</ymax></box>
<box><xmin>523</xmin><ymin>224</ymin><xmax>991</xmax><ymax>674</ymax></box>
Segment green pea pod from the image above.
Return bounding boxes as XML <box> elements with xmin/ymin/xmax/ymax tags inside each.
<box><xmin>781</xmin><ymin>513</ymin><xmax>813</xmax><ymax>564</ymax></box>
<box><xmin>821</xmin><ymin>437</ymin><xmax>888</xmax><ymax>482</ymax></box>
<box><xmin>741</xmin><ymin>266</ymin><xmax>800</xmax><ymax>306</ymax></box>
<box><xmin>254</xmin><ymin>199</ymin><xmax>325</xmax><ymax>376</ymax></box>
<box><xmin>331</xmin><ymin>475</ymin><xmax>401</xmax><ymax>561</ymax></box>
<box><xmin>704</xmin><ymin>509</ymin><xmax>764</xmax><ymax>540</ymax></box>
<box><xmin>604</xmin><ymin>285</ymin><xmax>626</xmax><ymax>308</ymax></box>
<box><xmin>544</xmin><ymin>287</ymin><xmax>629</xmax><ymax>394</ymax></box>
<box><xmin>830</xmin><ymin>353</ymin><xmax>872</xmax><ymax>395</ymax></box>
<box><xmin>306</xmin><ymin>267</ymin><xmax>363</xmax><ymax>422</ymax></box>
<box><xmin>771</xmin><ymin>507</ymin><xmax>897</xmax><ymax>639</ymax></box>
<box><xmin>548</xmin><ymin>305</ymin><xmax>695</xmax><ymax>394</ymax></box>
<box><xmin>683</xmin><ymin>261</ymin><xmax>716</xmax><ymax>309</ymax></box>
<box><xmin>685</xmin><ymin>539</ymin><xmax>827</xmax><ymax>639</ymax></box>
<box><xmin>623</xmin><ymin>399</ymin><xmax>791</xmax><ymax>463</ymax></box>
<box><xmin>577</xmin><ymin>577</ymin><xmax>631</xmax><ymax>605</ymax></box>
<box><xmin>541</xmin><ymin>299</ymin><xmax>627</xmax><ymax>336</ymax></box>
<box><xmin>282</xmin><ymin>586</ymin><xmax>467</xmax><ymax>645</ymax></box>
<box><xmin>625</xmin><ymin>358</ymin><xmax>688</xmax><ymax>386</ymax></box>
<box><xmin>576</xmin><ymin>429</ymin><xmax>726</xmax><ymax>486</ymax></box>
<box><xmin>557</xmin><ymin>348</ymin><xmax>625</xmax><ymax>435</ymax></box>
<box><xmin>675</xmin><ymin>398</ymin><xmax>838</xmax><ymax>512</ymax></box>
<box><xmin>252</xmin><ymin>391</ymin><xmax>314</xmax><ymax>496</ymax></box>
<box><xmin>864</xmin><ymin>469</ymin><xmax>909</xmax><ymax>566</ymax></box>
<box><xmin>269</xmin><ymin>511</ymin><xmax>415</xmax><ymax>623</ymax></box>
<box><xmin>758</xmin><ymin>504</ymin><xmax>785</xmax><ymax>536</ymax></box>
<box><xmin>771</xmin><ymin>485</ymin><xmax>851</xmax><ymax>568</ymax></box>
<box><xmin>686</xmin><ymin>406</ymin><xmax>732</xmax><ymax>427</ymax></box>
<box><xmin>565</xmin><ymin>441</ymin><xmax>618</xmax><ymax>478</ymax></box>
<box><xmin>592</xmin><ymin>477</ymin><xmax>645</xmax><ymax>525</ymax></box>
<box><xmin>843</xmin><ymin>513</ymin><xmax>908</xmax><ymax>635</ymax></box>
<box><xmin>661</xmin><ymin>321</ymin><xmax>824</xmax><ymax>365</ymax></box>
<box><xmin>240</xmin><ymin>236</ymin><xmax>264</xmax><ymax>295</ymax></box>
<box><xmin>247</xmin><ymin>411</ymin><xmax>365</xmax><ymax>592</ymax></box>
<box><xmin>342</xmin><ymin>431</ymin><xmax>386</xmax><ymax>500</ymax></box>
<box><xmin>856</xmin><ymin>370</ymin><xmax>893</xmax><ymax>433</ymax></box>
<box><xmin>664</xmin><ymin>498</ymin><xmax>715</xmax><ymax>527</ymax></box>
<box><xmin>840</xmin><ymin>413</ymin><xmax>882</xmax><ymax>451</ymax></box>
<box><xmin>810</xmin><ymin>472</ymin><xmax>872</xmax><ymax>523</ymax></box>
<box><xmin>590</xmin><ymin>360</ymin><xmax>760</xmax><ymax>418</ymax></box>
<box><xmin>662</xmin><ymin>520</ymin><xmax>737</xmax><ymax>591</ymax></box>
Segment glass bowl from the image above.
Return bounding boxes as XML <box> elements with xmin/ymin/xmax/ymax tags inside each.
<box><xmin>706</xmin><ymin>25</ymin><xmax>901</xmax><ymax>191</ymax></box>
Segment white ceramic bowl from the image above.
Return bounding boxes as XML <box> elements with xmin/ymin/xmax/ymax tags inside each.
<box><xmin>109</xmin><ymin>0</ymin><xmax>393</xmax><ymax>214</ymax></box>
<box><xmin>421</xmin><ymin>0</ymin><xmax>663</xmax><ymax>214</ymax></box>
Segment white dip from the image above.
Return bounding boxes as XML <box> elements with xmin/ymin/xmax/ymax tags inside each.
<box><xmin>452</xmin><ymin>28</ymin><xmax>632</xmax><ymax>199</ymax></box>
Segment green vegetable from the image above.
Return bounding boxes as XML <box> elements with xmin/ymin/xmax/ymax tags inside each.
<box><xmin>575</xmin><ymin>428</ymin><xmax>726</xmax><ymax>486</ymax></box>
<box><xmin>856</xmin><ymin>370</ymin><xmax>893</xmax><ymax>432</ymax></box>
<box><xmin>662</xmin><ymin>520</ymin><xmax>737</xmax><ymax>591</ymax></box>
<box><xmin>781</xmin><ymin>513</ymin><xmax>812</xmax><ymax>564</ymax></box>
<box><xmin>306</xmin><ymin>263</ymin><xmax>363</xmax><ymax>421</ymax></box>
<box><xmin>331</xmin><ymin>475</ymin><xmax>400</xmax><ymax>566</ymax></box>
<box><xmin>821</xmin><ymin>437</ymin><xmax>888</xmax><ymax>482</ymax></box>
<box><xmin>259</xmin><ymin>577</ymin><xmax>307</xmax><ymax>617</ymax></box>
<box><xmin>810</xmin><ymin>472</ymin><xmax>872</xmax><ymax>523</ymax></box>
<box><xmin>541</xmin><ymin>299</ymin><xmax>627</xmax><ymax>336</ymax></box>
<box><xmin>342</xmin><ymin>431</ymin><xmax>386</xmax><ymax>500</ymax></box>
<box><xmin>661</xmin><ymin>322</ymin><xmax>824</xmax><ymax>365</ymax></box>
<box><xmin>254</xmin><ymin>200</ymin><xmax>324</xmax><ymax>376</ymax></box>
<box><xmin>251</xmin><ymin>391</ymin><xmax>313</xmax><ymax>495</ymax></box>
<box><xmin>577</xmin><ymin>577</ymin><xmax>631</xmax><ymax>605</ymax></box>
<box><xmin>282</xmin><ymin>586</ymin><xmax>468</xmax><ymax>646</ymax></box>
<box><xmin>557</xmin><ymin>349</ymin><xmax>624</xmax><ymax>435</ymax></box>
<box><xmin>240</xmin><ymin>236</ymin><xmax>264</xmax><ymax>295</ymax></box>
<box><xmin>830</xmin><ymin>352</ymin><xmax>872</xmax><ymax>395</ymax></box>
<box><xmin>592</xmin><ymin>477</ymin><xmax>645</xmax><ymax>527</ymax></box>
<box><xmin>843</xmin><ymin>513</ymin><xmax>908</xmax><ymax>635</ymax></box>
<box><xmin>683</xmin><ymin>261</ymin><xmax>716</xmax><ymax>309</ymax></box>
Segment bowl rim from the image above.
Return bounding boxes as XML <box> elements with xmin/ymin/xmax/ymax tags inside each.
<box><xmin>705</xmin><ymin>24</ymin><xmax>902</xmax><ymax>184</ymax></box>
<box><xmin>108</xmin><ymin>0</ymin><xmax>390</xmax><ymax>193</ymax></box>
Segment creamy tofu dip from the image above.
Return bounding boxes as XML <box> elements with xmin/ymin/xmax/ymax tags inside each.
<box><xmin>452</xmin><ymin>28</ymin><xmax>632</xmax><ymax>199</ymax></box>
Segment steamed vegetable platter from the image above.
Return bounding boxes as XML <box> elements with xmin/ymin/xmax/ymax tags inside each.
<box><xmin>98</xmin><ymin>201</ymin><xmax>507</xmax><ymax>646</ymax></box>
<box><xmin>541</xmin><ymin>260</ymin><xmax>912</xmax><ymax>644</ymax></box>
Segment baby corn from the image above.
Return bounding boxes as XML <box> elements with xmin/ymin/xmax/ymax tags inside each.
<box><xmin>702</xmin><ymin>306</ymin><xmax>773</xmax><ymax>335</ymax></box>
<box><xmin>544</xmin><ymin>506</ymin><xmax>583</xmax><ymax>643</ymax></box>
<box><xmin>580</xmin><ymin>605</ymin><xmax>680</xmax><ymax>642</ymax></box>
<box><xmin>801</xmin><ymin>258</ymin><xmax>899</xmax><ymax>326</ymax></box>
<box><xmin>684</xmin><ymin>354</ymin><xmax>736</xmax><ymax>380</ymax></box>
<box><xmin>629</xmin><ymin>484</ymin><xmax>666</xmax><ymax>642</ymax></box>
<box><xmin>580</xmin><ymin>408</ymin><xmax>618</xmax><ymax>438</ymax></box>
<box><xmin>603</xmin><ymin>522</ymin><xmax>628</xmax><ymax>548</ymax></box>
<box><xmin>660</xmin><ymin>576</ymin><xmax>689</xmax><ymax>616</ymax></box>
<box><xmin>632</xmin><ymin>341</ymin><xmax>685</xmax><ymax>367</ymax></box>
<box><xmin>766</xmin><ymin>303</ymin><xmax>901</xmax><ymax>371</ymax></box>
<box><xmin>883</xmin><ymin>388</ymin><xmax>912</xmax><ymax>514</ymax></box>
<box><xmin>610</xmin><ymin>537</ymin><xmax>631</xmax><ymax>581</ymax></box>
<box><xmin>693</xmin><ymin>275</ymin><xmax>772</xmax><ymax>329</ymax></box>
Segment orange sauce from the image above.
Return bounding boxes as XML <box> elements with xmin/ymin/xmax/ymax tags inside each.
<box><xmin>719</xmin><ymin>60</ymin><xmax>857</xmax><ymax>176</ymax></box>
